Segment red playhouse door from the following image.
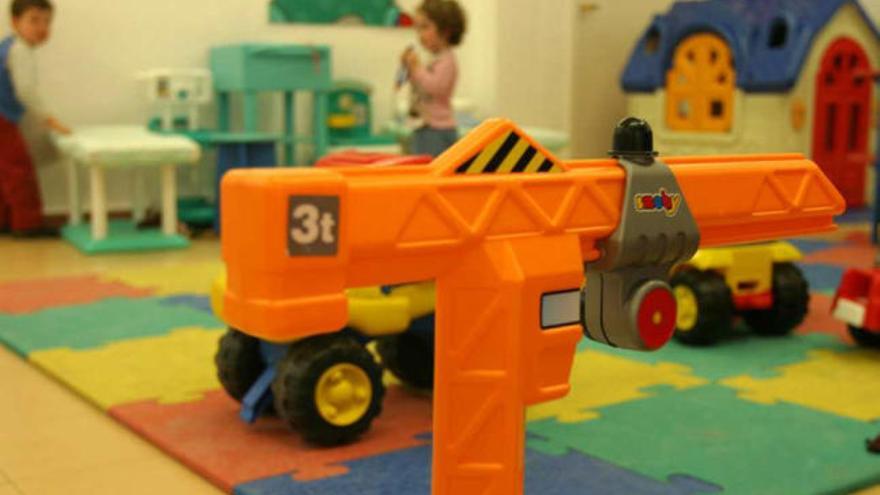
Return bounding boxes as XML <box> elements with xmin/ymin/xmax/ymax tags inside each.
<box><xmin>812</xmin><ymin>37</ymin><xmax>873</xmax><ymax>207</ymax></box>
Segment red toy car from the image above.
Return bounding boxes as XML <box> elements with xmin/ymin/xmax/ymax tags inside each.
<box><xmin>831</xmin><ymin>265</ymin><xmax>880</xmax><ymax>347</ymax></box>
<box><xmin>314</xmin><ymin>150</ymin><xmax>432</xmax><ymax>168</ymax></box>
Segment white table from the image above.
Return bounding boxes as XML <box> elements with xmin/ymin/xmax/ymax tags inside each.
<box><xmin>54</xmin><ymin>126</ymin><xmax>200</xmax><ymax>252</ymax></box>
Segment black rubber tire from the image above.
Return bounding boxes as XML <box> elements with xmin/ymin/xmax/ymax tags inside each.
<box><xmin>742</xmin><ymin>263</ymin><xmax>809</xmax><ymax>336</ymax></box>
<box><xmin>215</xmin><ymin>328</ymin><xmax>266</xmax><ymax>402</ymax></box>
<box><xmin>376</xmin><ymin>331</ymin><xmax>434</xmax><ymax>390</ymax></box>
<box><xmin>849</xmin><ymin>325</ymin><xmax>880</xmax><ymax>348</ymax></box>
<box><xmin>671</xmin><ymin>269</ymin><xmax>733</xmax><ymax>346</ymax></box>
<box><xmin>272</xmin><ymin>334</ymin><xmax>385</xmax><ymax>446</ymax></box>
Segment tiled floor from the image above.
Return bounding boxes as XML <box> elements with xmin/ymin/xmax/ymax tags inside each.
<box><xmin>0</xmin><ymin>344</ymin><xmax>221</xmax><ymax>495</ymax></box>
<box><xmin>0</xmin><ymin>237</ymin><xmax>222</xmax><ymax>495</ymax></box>
<box><xmin>0</xmin><ymin>237</ymin><xmax>221</xmax><ymax>284</ymax></box>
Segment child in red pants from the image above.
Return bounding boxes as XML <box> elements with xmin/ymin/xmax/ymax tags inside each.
<box><xmin>0</xmin><ymin>0</ymin><xmax>70</xmax><ymax>237</ymax></box>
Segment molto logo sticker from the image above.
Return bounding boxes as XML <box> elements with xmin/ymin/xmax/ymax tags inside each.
<box><xmin>634</xmin><ymin>188</ymin><xmax>682</xmax><ymax>217</ymax></box>
<box><xmin>288</xmin><ymin>195</ymin><xmax>339</xmax><ymax>256</ymax></box>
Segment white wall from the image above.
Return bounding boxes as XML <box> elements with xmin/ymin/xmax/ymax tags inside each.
<box><xmin>455</xmin><ymin>0</ymin><xmax>499</xmax><ymax>120</ymax></box>
<box><xmin>0</xmin><ymin>0</ymin><xmax>498</xmax><ymax>214</ymax></box>
<box><xmin>866</xmin><ymin>1</ymin><xmax>880</xmax><ymax>24</ymax></box>
<box><xmin>570</xmin><ymin>0</ymin><xmax>677</xmax><ymax>157</ymax></box>
<box><xmin>495</xmin><ymin>0</ymin><xmax>573</xmax><ymax>133</ymax></box>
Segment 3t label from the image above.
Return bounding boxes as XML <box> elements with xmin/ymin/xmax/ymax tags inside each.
<box><xmin>288</xmin><ymin>195</ymin><xmax>339</xmax><ymax>256</ymax></box>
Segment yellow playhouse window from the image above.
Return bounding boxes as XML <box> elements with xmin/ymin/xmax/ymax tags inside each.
<box><xmin>665</xmin><ymin>33</ymin><xmax>735</xmax><ymax>132</ymax></box>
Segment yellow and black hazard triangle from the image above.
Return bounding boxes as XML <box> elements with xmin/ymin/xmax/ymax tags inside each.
<box><xmin>453</xmin><ymin>127</ymin><xmax>564</xmax><ymax>175</ymax></box>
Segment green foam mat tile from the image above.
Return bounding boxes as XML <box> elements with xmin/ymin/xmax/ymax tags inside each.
<box><xmin>527</xmin><ymin>385</ymin><xmax>880</xmax><ymax>495</ymax></box>
<box><xmin>0</xmin><ymin>297</ymin><xmax>221</xmax><ymax>356</ymax></box>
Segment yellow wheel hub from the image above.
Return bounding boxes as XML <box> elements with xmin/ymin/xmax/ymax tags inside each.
<box><xmin>315</xmin><ymin>363</ymin><xmax>372</xmax><ymax>427</ymax></box>
<box><xmin>674</xmin><ymin>285</ymin><xmax>698</xmax><ymax>332</ymax></box>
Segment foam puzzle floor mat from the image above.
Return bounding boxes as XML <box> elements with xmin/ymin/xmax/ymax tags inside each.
<box><xmin>1</xmin><ymin>221</ymin><xmax>879</xmax><ymax>494</ymax></box>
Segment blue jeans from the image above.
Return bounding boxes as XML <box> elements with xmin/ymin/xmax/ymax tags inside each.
<box><xmin>411</xmin><ymin>126</ymin><xmax>458</xmax><ymax>157</ymax></box>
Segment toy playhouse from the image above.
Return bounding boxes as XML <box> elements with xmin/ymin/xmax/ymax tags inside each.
<box><xmin>621</xmin><ymin>0</ymin><xmax>880</xmax><ymax>207</ymax></box>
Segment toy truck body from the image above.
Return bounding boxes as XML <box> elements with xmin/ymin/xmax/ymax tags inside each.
<box><xmin>213</xmin><ymin>273</ymin><xmax>437</xmax><ymax>444</ymax></box>
<box><xmin>671</xmin><ymin>241</ymin><xmax>809</xmax><ymax>345</ymax></box>
<box><xmin>211</xmin><ymin>150</ymin><xmax>442</xmax><ymax>436</ymax></box>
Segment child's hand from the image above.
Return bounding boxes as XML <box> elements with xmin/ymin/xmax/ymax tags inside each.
<box><xmin>400</xmin><ymin>46</ymin><xmax>414</xmax><ymax>64</ymax></box>
<box><xmin>45</xmin><ymin>116</ymin><xmax>72</xmax><ymax>135</ymax></box>
<box><xmin>402</xmin><ymin>47</ymin><xmax>420</xmax><ymax>71</ymax></box>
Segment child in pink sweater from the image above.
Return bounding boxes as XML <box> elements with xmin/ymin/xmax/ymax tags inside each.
<box><xmin>401</xmin><ymin>0</ymin><xmax>466</xmax><ymax>157</ymax></box>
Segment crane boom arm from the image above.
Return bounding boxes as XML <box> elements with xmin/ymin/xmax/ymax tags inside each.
<box><xmin>223</xmin><ymin>119</ymin><xmax>842</xmax><ymax>341</ymax></box>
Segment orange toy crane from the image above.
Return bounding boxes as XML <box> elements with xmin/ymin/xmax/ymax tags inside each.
<box><xmin>221</xmin><ymin>117</ymin><xmax>844</xmax><ymax>495</ymax></box>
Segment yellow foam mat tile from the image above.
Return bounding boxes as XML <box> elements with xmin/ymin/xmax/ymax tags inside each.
<box><xmin>13</xmin><ymin>457</ymin><xmax>221</xmax><ymax>495</ymax></box>
<box><xmin>721</xmin><ymin>348</ymin><xmax>880</xmax><ymax>421</ymax></box>
<box><xmin>99</xmin><ymin>261</ymin><xmax>223</xmax><ymax>296</ymax></box>
<box><xmin>29</xmin><ymin>327</ymin><xmax>224</xmax><ymax>411</ymax></box>
<box><xmin>0</xmin><ymin>485</ymin><xmax>19</xmax><ymax>495</ymax></box>
<box><xmin>527</xmin><ymin>348</ymin><xmax>707</xmax><ymax>423</ymax></box>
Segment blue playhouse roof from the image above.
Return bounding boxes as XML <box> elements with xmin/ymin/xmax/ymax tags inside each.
<box><xmin>621</xmin><ymin>0</ymin><xmax>880</xmax><ymax>93</ymax></box>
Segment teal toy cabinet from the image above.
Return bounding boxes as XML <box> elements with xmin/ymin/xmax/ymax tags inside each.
<box><xmin>210</xmin><ymin>44</ymin><xmax>332</xmax><ymax>164</ymax></box>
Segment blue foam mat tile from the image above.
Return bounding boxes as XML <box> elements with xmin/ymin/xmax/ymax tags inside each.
<box><xmin>159</xmin><ymin>294</ymin><xmax>215</xmax><ymax>316</ymax></box>
<box><xmin>836</xmin><ymin>207</ymin><xmax>872</xmax><ymax>225</ymax></box>
<box><xmin>798</xmin><ymin>263</ymin><xmax>845</xmax><ymax>293</ymax></box>
<box><xmin>787</xmin><ymin>238</ymin><xmax>837</xmax><ymax>255</ymax></box>
<box><xmin>233</xmin><ymin>442</ymin><xmax>721</xmax><ymax>495</ymax></box>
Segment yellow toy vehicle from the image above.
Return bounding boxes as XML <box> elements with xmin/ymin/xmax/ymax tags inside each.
<box><xmin>211</xmin><ymin>274</ymin><xmax>435</xmax><ymax>445</ymax></box>
<box><xmin>211</xmin><ymin>239</ymin><xmax>810</xmax><ymax>441</ymax></box>
<box><xmin>670</xmin><ymin>241</ymin><xmax>809</xmax><ymax>346</ymax></box>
